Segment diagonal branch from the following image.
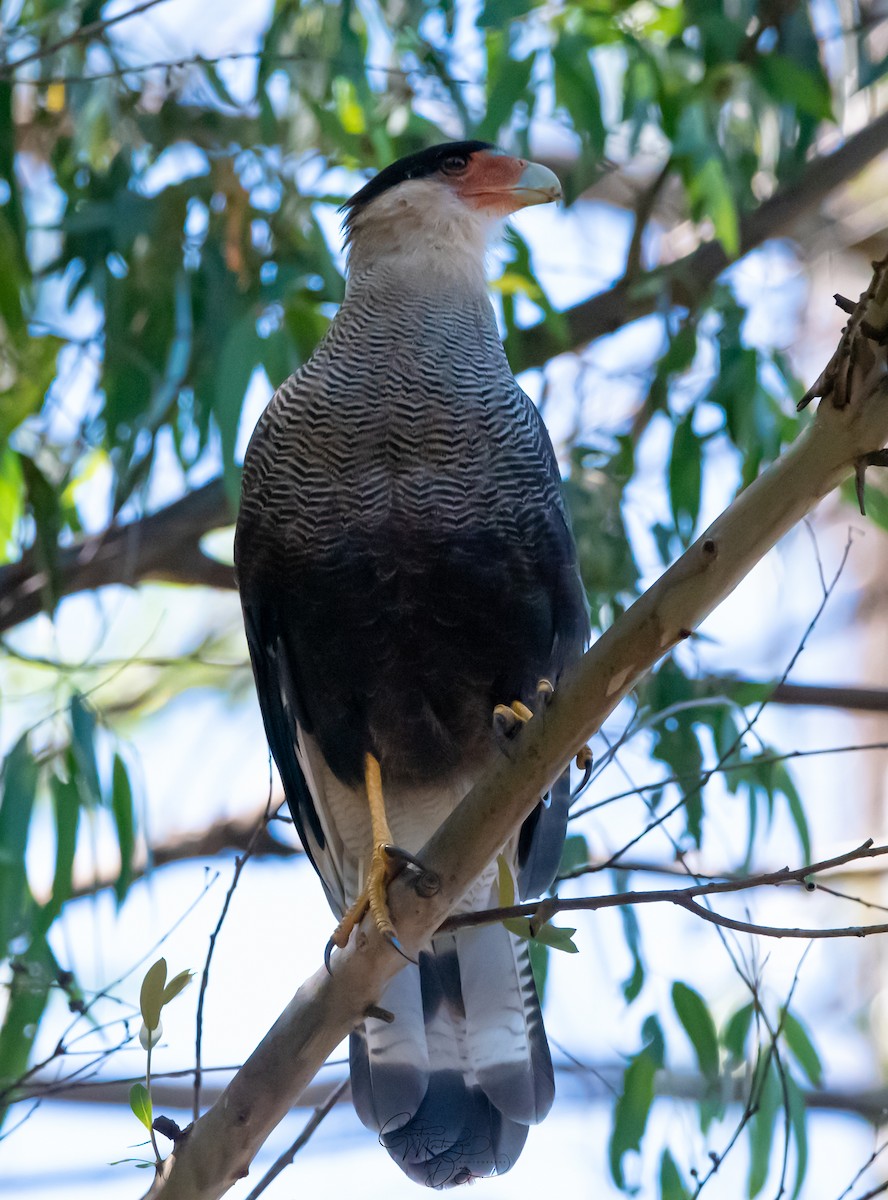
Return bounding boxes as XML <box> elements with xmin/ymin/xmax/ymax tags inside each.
<box><xmin>146</xmin><ymin>265</ymin><xmax>888</xmax><ymax>1199</ymax></box>
<box><xmin>0</xmin><ymin>479</ymin><xmax>234</xmax><ymax>633</ymax></box>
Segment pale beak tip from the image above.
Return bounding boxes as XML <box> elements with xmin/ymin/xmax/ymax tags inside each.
<box><xmin>514</xmin><ymin>160</ymin><xmax>563</xmax><ymax>208</ymax></box>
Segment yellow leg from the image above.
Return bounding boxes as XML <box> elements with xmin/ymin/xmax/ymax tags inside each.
<box><xmin>330</xmin><ymin>754</ymin><xmax>398</xmax><ymax>950</ymax></box>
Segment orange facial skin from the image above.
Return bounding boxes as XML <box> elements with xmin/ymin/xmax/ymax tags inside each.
<box><xmin>448</xmin><ymin>150</ymin><xmax>563</xmax><ymax>216</ymax></box>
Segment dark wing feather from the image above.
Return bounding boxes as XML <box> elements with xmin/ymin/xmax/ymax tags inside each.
<box><xmin>240</xmin><ymin>598</ymin><xmax>341</xmax><ymax>904</ymax></box>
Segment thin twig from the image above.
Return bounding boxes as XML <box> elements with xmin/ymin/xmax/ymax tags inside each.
<box><xmin>442</xmin><ymin>840</ymin><xmax>888</xmax><ymax>939</ymax></box>
<box><xmin>595</xmin><ymin>532</ymin><xmax>854</xmax><ymax>871</ymax></box>
<box><xmin>7</xmin><ymin>47</ymin><xmax>471</xmax><ymax>87</ymax></box>
<box><xmin>243</xmin><ymin>1078</ymin><xmax>350</xmax><ymax>1199</ymax></box>
<box><xmin>1</xmin><ymin>0</ymin><xmax>173</xmax><ymax>76</ymax></box>
<box><xmin>838</xmin><ymin>1138</ymin><xmax>888</xmax><ymax>1200</ymax></box>
<box><xmin>192</xmin><ymin>779</ymin><xmax>275</xmax><ymax>1121</ymax></box>
<box><xmin>572</xmin><ymin>739</ymin><xmax>888</xmax><ymax>820</ymax></box>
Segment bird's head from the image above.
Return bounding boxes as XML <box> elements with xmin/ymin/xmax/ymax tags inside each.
<box><xmin>341</xmin><ymin>141</ymin><xmax>562</xmax><ymax>284</ymax></box>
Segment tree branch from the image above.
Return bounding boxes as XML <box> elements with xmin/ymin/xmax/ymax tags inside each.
<box><xmin>144</xmin><ymin>262</ymin><xmax>888</xmax><ymax>1198</ymax></box>
<box><xmin>60</xmin><ymin>803</ymin><xmax>296</xmax><ymax>903</ymax></box>
<box><xmin>442</xmin><ymin>839</ymin><xmax>888</xmax><ymax>938</ymax></box>
<box><xmin>0</xmin><ymin>479</ymin><xmax>234</xmax><ymax>633</ymax></box>
<box><xmin>706</xmin><ymin>677</ymin><xmax>888</xmax><ymax>714</ymax></box>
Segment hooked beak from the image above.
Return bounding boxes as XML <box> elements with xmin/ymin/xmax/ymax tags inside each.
<box><xmin>509</xmin><ymin>160</ymin><xmax>563</xmax><ymax>208</ymax></box>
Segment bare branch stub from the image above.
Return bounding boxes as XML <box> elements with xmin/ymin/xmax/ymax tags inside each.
<box><xmin>799</xmin><ymin>255</ymin><xmax>888</xmax><ymax>413</ymax></box>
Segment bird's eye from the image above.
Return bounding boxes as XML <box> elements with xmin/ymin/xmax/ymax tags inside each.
<box><xmin>440</xmin><ymin>154</ymin><xmax>469</xmax><ymax>175</ymax></box>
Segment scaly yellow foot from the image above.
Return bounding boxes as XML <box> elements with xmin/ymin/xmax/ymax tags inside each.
<box><xmin>493</xmin><ymin>680</ymin><xmax>593</xmax><ymax>782</ymax></box>
<box><xmin>330</xmin><ymin>754</ymin><xmax>399</xmax><ymax>951</ymax></box>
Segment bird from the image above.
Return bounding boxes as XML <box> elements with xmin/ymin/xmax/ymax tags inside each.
<box><xmin>234</xmin><ymin>140</ymin><xmax>589</xmax><ymax>1187</ymax></box>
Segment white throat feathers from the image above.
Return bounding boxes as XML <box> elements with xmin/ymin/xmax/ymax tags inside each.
<box><xmin>343</xmin><ymin>177</ymin><xmax>505</xmax><ymax>293</ymax></box>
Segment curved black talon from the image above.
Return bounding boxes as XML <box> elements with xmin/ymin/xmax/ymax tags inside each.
<box><xmin>324</xmin><ymin>935</ymin><xmax>336</xmax><ymax>974</ymax></box>
<box><xmin>572</xmin><ymin>746</ymin><xmax>594</xmax><ymax>797</ymax></box>
<box><xmin>383</xmin><ymin>844</ymin><xmax>425</xmax><ymax>871</ymax></box>
<box><xmin>385</xmin><ymin>929</ymin><xmax>418</xmax><ymax>964</ymax></box>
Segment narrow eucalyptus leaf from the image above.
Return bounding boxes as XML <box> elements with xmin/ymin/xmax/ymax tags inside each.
<box><xmin>139</xmin><ymin>958</ymin><xmax>167</xmax><ymax>1030</ymax></box>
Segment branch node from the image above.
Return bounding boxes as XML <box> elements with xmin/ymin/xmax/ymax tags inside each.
<box><xmin>154</xmin><ymin>1116</ymin><xmax>189</xmax><ymax>1145</ymax></box>
<box><xmin>411</xmin><ymin>868</ymin><xmax>442</xmax><ymax>899</ymax></box>
<box><xmin>364</xmin><ymin>1004</ymin><xmax>395</xmax><ymax>1024</ymax></box>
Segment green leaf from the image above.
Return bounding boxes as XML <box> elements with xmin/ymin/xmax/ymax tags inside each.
<box><xmin>528</xmin><ymin>937</ymin><xmax>549</xmax><ymax>1003</ymax></box>
<box><xmin>502</xmin><ymin>914</ymin><xmax>578</xmax><ymax>953</ymax></box>
<box><xmin>641</xmin><ymin>1014</ymin><xmax>665</xmax><ymax>1068</ymax></box>
<box><xmin>747</xmin><ymin>1054</ymin><xmax>781</xmax><ymax>1197</ymax></box>
<box><xmin>772</xmin><ymin>764</ymin><xmax>810</xmax><ymax>863</ymax></box>
<box><xmin>200</xmin><ymin>59</ymin><xmax>240</xmax><ymax>109</ymax></box>
<box><xmin>36</xmin><ymin>771</ymin><xmax>81</xmax><ymax>935</ymax></box>
<box><xmin>129</xmin><ymin>1082</ymin><xmax>153</xmax><ymax>1131</ymax></box>
<box><xmin>496</xmin><ymin>854</ymin><xmax>515</xmax><ymax>907</ymax></box>
<box><xmin>19</xmin><ymin>455</ymin><xmax>62</xmax><ymax>614</ymax></box>
<box><xmin>0</xmin><ymin>935</ymin><xmax>56</xmax><ymax>1127</ymax></box>
<box><xmin>0</xmin><ymin>209</ymin><xmax>25</xmax><ymax>334</ymax></box>
<box><xmin>659</xmin><ymin>1148</ymin><xmax>692</xmax><ymax>1200</ymax></box>
<box><xmin>111</xmin><ymin>754</ymin><xmax>135</xmax><ymax>908</ymax></box>
<box><xmin>477</xmin><ymin>0</ymin><xmax>537</xmax><ymax>27</ymax></box>
<box><xmin>669</xmin><ymin>410</ymin><xmax>702</xmax><ymax>544</ymax></box>
<box><xmin>70</xmin><ymin>693</ymin><xmax>102</xmax><ymax>806</ymax></box>
<box><xmin>213</xmin><ymin>312</ymin><xmax>262</xmax><ymax>508</ymax></box>
<box><xmin>532</xmin><ymin>922</ymin><xmax>578</xmax><ymax>953</ymax></box>
<box><xmin>139</xmin><ymin>958</ymin><xmax>168</xmax><ymax>1032</ymax></box>
<box><xmin>0</xmin><ymin>446</ymin><xmax>22</xmax><ymax>557</ymax></box>
<box><xmin>557</xmin><ymin>833</ymin><xmax>589</xmax><ymax>878</ymax></box>
<box><xmin>0</xmin><ymin>734</ymin><xmax>39</xmax><ymax>956</ymax></box>
<box><xmin>785</xmin><ymin>1071</ymin><xmax>809</xmax><ymax>1199</ymax></box>
<box><xmin>757</xmin><ymin>55</ymin><xmax>833</xmax><ymax>121</ymax></box>
<box><xmin>614</xmin><ymin>873</ymin><xmax>645</xmax><ymax>1003</ymax></box>
<box><xmin>162</xmin><ymin>969</ymin><xmax>194</xmax><ymax>1006</ymax></box>
<box><xmin>609</xmin><ymin>1047</ymin><xmax>657</xmax><ymax>1188</ymax></box>
<box><xmin>552</xmin><ymin>35</ymin><xmax>605</xmax><ymax>150</ymax></box>
<box><xmin>477</xmin><ymin>49</ymin><xmax>535</xmax><ymax>141</ymax></box>
<box><xmin>0</xmin><ymin>337</ymin><xmax>63</xmax><ymax>448</ymax></box>
<box><xmin>723</xmin><ymin>1001</ymin><xmax>754</xmax><ymax>1061</ymax></box>
<box><xmin>693</xmin><ymin>157</ymin><xmax>739</xmax><ymax>256</ymax></box>
<box><xmin>552</xmin><ymin>35</ymin><xmax>606</xmax><ymax>197</ymax></box>
<box><xmin>672</xmin><ymin>981</ymin><xmax>719</xmax><ymax>1081</ymax></box>
<box><xmin>282</xmin><ymin>293</ymin><xmax>330</xmax><ymax>364</ymax></box>
<box><xmin>781</xmin><ymin>1009</ymin><xmax>821</xmax><ymax>1087</ymax></box>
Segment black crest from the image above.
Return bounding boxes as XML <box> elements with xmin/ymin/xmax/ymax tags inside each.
<box><xmin>343</xmin><ymin>141</ymin><xmax>495</xmax><ymax>212</ymax></box>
